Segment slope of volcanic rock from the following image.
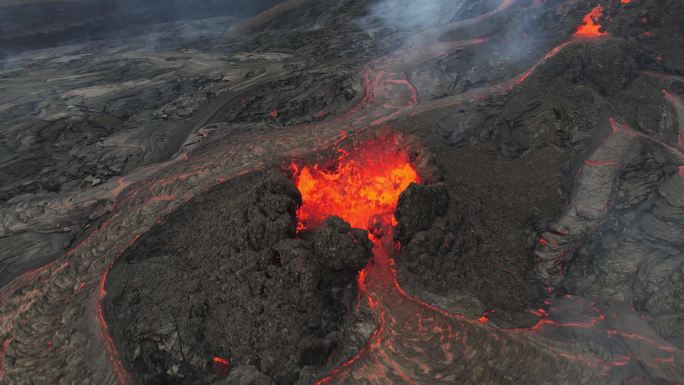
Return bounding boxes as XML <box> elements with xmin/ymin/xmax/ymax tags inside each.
<box><xmin>564</xmin><ymin>148</ymin><xmax>684</xmax><ymax>350</ymax></box>
<box><xmin>0</xmin><ymin>0</ymin><xmax>285</xmax><ymax>57</ymax></box>
<box><xmin>104</xmin><ymin>171</ymin><xmax>372</xmax><ymax>385</ymax></box>
<box><xmin>0</xmin><ymin>1</ymin><xmax>368</xmax><ymax>286</ymax></box>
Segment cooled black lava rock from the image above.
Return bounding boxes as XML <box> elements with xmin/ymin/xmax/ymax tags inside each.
<box><xmin>308</xmin><ymin>216</ymin><xmax>373</xmax><ymax>273</ymax></box>
<box><xmin>223</xmin><ymin>69</ymin><xmax>361</xmax><ymax>127</ymax></box>
<box><xmin>214</xmin><ymin>366</ymin><xmax>274</xmax><ymax>385</ymax></box>
<box><xmin>392</xmin><ymin>178</ymin><xmax>544</xmax><ymax>327</ymax></box>
<box><xmin>563</xmin><ymin>153</ymin><xmax>684</xmax><ymax>350</ymax></box>
<box><xmin>440</xmin><ymin>110</ymin><xmax>487</xmax><ymax>147</ymax></box>
<box><xmin>394</xmin><ymin>182</ymin><xmax>449</xmax><ymax>243</ymax></box>
<box><xmin>103</xmin><ymin>171</ymin><xmax>372</xmax><ymax>385</ymax></box>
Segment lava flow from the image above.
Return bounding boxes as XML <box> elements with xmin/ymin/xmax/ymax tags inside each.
<box><xmin>290</xmin><ymin>133</ymin><xmax>421</xmax><ymax>383</ymax></box>
<box><xmin>573</xmin><ymin>5</ymin><xmax>608</xmax><ymax>38</ymax></box>
<box><xmin>291</xmin><ymin>134</ymin><xmax>419</xmax><ymax>231</ymax></box>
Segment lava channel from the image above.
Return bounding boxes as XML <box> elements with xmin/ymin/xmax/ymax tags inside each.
<box><xmin>290</xmin><ymin>133</ymin><xmax>420</xmax><ymax>382</ymax></box>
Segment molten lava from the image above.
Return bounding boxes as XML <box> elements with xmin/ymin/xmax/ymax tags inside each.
<box><xmin>290</xmin><ymin>134</ymin><xmax>419</xmax><ymax>231</ymax></box>
<box><xmin>573</xmin><ymin>5</ymin><xmax>608</xmax><ymax>38</ymax></box>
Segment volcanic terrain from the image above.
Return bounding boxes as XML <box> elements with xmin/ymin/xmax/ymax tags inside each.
<box><xmin>1</xmin><ymin>0</ymin><xmax>683</xmax><ymax>384</ymax></box>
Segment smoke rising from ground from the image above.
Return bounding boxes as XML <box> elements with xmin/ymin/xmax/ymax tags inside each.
<box><xmin>364</xmin><ymin>0</ymin><xmax>467</xmax><ymax>31</ymax></box>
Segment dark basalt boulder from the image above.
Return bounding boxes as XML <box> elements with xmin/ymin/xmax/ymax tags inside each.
<box><xmin>394</xmin><ymin>182</ymin><xmax>449</xmax><ymax>243</ymax></box>
<box><xmin>308</xmin><ymin>216</ymin><xmax>373</xmax><ymax>273</ymax></box>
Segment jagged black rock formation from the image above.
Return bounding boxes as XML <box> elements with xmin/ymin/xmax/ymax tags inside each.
<box><xmin>104</xmin><ymin>173</ymin><xmax>371</xmax><ymax>385</ymax></box>
<box><xmin>393</xmin><ymin>182</ymin><xmax>448</xmax><ymax>243</ymax></box>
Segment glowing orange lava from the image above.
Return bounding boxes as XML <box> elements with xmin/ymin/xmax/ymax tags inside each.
<box><xmin>573</xmin><ymin>5</ymin><xmax>608</xmax><ymax>38</ymax></box>
<box><xmin>212</xmin><ymin>357</ymin><xmax>230</xmax><ymax>365</ymax></box>
<box><xmin>291</xmin><ymin>134</ymin><xmax>419</xmax><ymax>231</ymax></box>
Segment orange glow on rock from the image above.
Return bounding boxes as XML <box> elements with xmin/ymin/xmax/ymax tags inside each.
<box><xmin>291</xmin><ymin>134</ymin><xmax>419</xmax><ymax>231</ymax></box>
<box><xmin>210</xmin><ymin>356</ymin><xmax>231</xmax><ymax>377</ymax></box>
<box><xmin>573</xmin><ymin>5</ymin><xmax>608</xmax><ymax>38</ymax></box>
<box><xmin>212</xmin><ymin>357</ymin><xmax>230</xmax><ymax>365</ymax></box>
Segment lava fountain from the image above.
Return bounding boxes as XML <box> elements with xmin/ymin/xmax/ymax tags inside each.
<box><xmin>290</xmin><ymin>134</ymin><xmax>419</xmax><ymax>233</ymax></box>
<box><xmin>573</xmin><ymin>5</ymin><xmax>608</xmax><ymax>38</ymax></box>
<box><xmin>290</xmin><ymin>132</ymin><xmax>421</xmax><ymax>383</ymax></box>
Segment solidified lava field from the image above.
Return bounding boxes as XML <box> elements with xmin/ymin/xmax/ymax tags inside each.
<box><xmin>1</xmin><ymin>0</ymin><xmax>684</xmax><ymax>384</ymax></box>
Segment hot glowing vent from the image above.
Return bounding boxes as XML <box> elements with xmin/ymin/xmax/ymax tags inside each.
<box><xmin>291</xmin><ymin>134</ymin><xmax>419</xmax><ymax>231</ymax></box>
<box><xmin>574</xmin><ymin>5</ymin><xmax>608</xmax><ymax>38</ymax></box>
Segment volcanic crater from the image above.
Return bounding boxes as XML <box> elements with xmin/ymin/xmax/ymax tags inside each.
<box><xmin>102</xmin><ymin>132</ymin><xmax>424</xmax><ymax>385</ymax></box>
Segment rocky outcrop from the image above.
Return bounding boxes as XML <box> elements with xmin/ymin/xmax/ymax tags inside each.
<box><xmin>394</xmin><ymin>182</ymin><xmax>448</xmax><ymax>243</ymax></box>
<box><xmin>104</xmin><ymin>173</ymin><xmax>371</xmax><ymax>385</ymax></box>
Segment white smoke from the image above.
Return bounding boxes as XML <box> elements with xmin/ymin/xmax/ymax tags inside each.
<box><xmin>366</xmin><ymin>0</ymin><xmax>468</xmax><ymax>31</ymax></box>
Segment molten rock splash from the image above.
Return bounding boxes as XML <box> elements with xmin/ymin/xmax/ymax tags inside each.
<box><xmin>573</xmin><ymin>5</ymin><xmax>608</xmax><ymax>38</ymax></box>
<box><xmin>291</xmin><ymin>134</ymin><xmax>420</xmax><ymax>231</ymax></box>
